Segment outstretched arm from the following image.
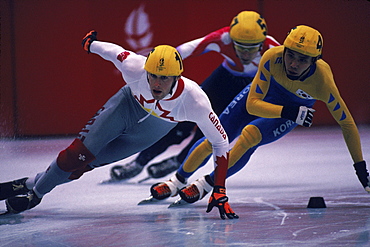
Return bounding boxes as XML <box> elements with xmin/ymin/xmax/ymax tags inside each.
<box><xmin>323</xmin><ymin>82</ymin><xmax>368</xmax><ymax>191</ymax></box>
<box><xmin>81</xmin><ymin>30</ymin><xmax>145</xmax><ymax>83</ymax></box>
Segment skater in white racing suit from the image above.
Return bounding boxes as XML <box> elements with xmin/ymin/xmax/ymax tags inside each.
<box><xmin>0</xmin><ymin>30</ymin><xmax>237</xmax><ymax>219</ymax></box>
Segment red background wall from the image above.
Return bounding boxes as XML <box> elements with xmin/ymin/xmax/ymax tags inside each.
<box><xmin>1</xmin><ymin>0</ymin><xmax>369</xmax><ymax>137</ymax></box>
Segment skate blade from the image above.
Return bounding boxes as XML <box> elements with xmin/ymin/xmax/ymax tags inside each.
<box><xmin>99</xmin><ymin>178</ymin><xmax>125</xmax><ymax>184</ymax></box>
<box><xmin>137</xmin><ymin>177</ymin><xmax>151</xmax><ymax>183</ymax></box>
<box><xmin>137</xmin><ymin>196</ymin><xmax>159</xmax><ymax>205</ymax></box>
<box><xmin>0</xmin><ymin>210</ymin><xmax>14</xmax><ymax>216</ymax></box>
<box><xmin>99</xmin><ymin>178</ymin><xmax>138</xmax><ymax>185</ymax></box>
<box><xmin>168</xmin><ymin>198</ymin><xmax>189</xmax><ymax>208</ymax></box>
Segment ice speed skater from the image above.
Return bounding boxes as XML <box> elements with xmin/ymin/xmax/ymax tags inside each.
<box><xmin>110</xmin><ymin>10</ymin><xmax>280</xmax><ymax>182</ymax></box>
<box><xmin>148</xmin><ymin>25</ymin><xmax>369</xmax><ymax>207</ymax></box>
<box><xmin>0</xmin><ymin>30</ymin><xmax>237</xmax><ymax>220</ymax></box>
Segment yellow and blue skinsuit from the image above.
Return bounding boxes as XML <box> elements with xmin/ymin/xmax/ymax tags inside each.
<box><xmin>177</xmin><ymin>45</ymin><xmax>364</xmax><ymax>181</ymax></box>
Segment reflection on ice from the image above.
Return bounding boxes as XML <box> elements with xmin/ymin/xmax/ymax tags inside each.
<box><xmin>0</xmin><ymin>127</ymin><xmax>369</xmax><ymax>246</ymax></box>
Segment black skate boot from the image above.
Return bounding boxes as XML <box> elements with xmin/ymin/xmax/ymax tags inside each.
<box><xmin>5</xmin><ymin>190</ymin><xmax>42</xmax><ymax>214</ymax></box>
<box><xmin>110</xmin><ymin>160</ymin><xmax>144</xmax><ymax>180</ymax></box>
<box><xmin>0</xmin><ymin>177</ymin><xmax>30</xmax><ymax>201</ymax></box>
<box><xmin>150</xmin><ymin>173</ymin><xmax>186</xmax><ymax>200</ymax></box>
<box><xmin>147</xmin><ymin>156</ymin><xmax>180</xmax><ymax>179</ymax></box>
<box><xmin>179</xmin><ymin>175</ymin><xmax>213</xmax><ymax>203</ymax></box>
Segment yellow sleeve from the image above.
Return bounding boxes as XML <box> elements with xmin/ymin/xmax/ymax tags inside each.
<box><xmin>317</xmin><ymin>63</ymin><xmax>363</xmax><ymax>163</ymax></box>
<box><xmin>325</xmin><ymin>88</ymin><xmax>363</xmax><ymax>163</ymax></box>
<box><xmin>246</xmin><ymin>52</ymin><xmax>283</xmax><ymax>118</ymax></box>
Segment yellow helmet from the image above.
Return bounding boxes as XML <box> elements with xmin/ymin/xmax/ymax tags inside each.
<box><xmin>144</xmin><ymin>45</ymin><xmax>183</xmax><ymax>76</ymax></box>
<box><xmin>229</xmin><ymin>11</ymin><xmax>267</xmax><ymax>44</ymax></box>
<box><xmin>283</xmin><ymin>25</ymin><xmax>323</xmax><ymax>57</ymax></box>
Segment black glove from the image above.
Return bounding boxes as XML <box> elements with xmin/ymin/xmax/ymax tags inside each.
<box><xmin>281</xmin><ymin>105</ymin><xmax>315</xmax><ymax>127</ymax></box>
<box><xmin>353</xmin><ymin>161</ymin><xmax>370</xmax><ymax>192</ymax></box>
<box><xmin>206</xmin><ymin>186</ymin><xmax>238</xmax><ymax>220</ymax></box>
<box><xmin>82</xmin><ymin>30</ymin><xmax>97</xmax><ymax>53</ymax></box>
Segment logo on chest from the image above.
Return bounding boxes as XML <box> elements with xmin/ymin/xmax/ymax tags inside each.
<box><xmin>135</xmin><ymin>94</ymin><xmax>175</xmax><ymax>121</ymax></box>
<box><xmin>296</xmin><ymin>89</ymin><xmax>313</xmax><ymax>99</ymax></box>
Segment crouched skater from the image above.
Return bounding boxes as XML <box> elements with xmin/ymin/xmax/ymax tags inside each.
<box><xmin>147</xmin><ymin>25</ymin><xmax>369</xmax><ymax>207</ymax></box>
<box><xmin>0</xmin><ymin>30</ymin><xmax>238</xmax><ymax>219</ymax></box>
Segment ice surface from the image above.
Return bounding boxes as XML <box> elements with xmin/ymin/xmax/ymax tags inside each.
<box><xmin>0</xmin><ymin>126</ymin><xmax>370</xmax><ymax>246</ymax></box>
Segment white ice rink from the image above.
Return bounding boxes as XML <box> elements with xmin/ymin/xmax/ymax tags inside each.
<box><xmin>1</xmin><ymin>126</ymin><xmax>370</xmax><ymax>246</ymax></box>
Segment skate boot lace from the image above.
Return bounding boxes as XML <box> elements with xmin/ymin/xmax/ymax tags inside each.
<box><xmin>179</xmin><ymin>176</ymin><xmax>213</xmax><ymax>203</ymax></box>
<box><xmin>182</xmin><ymin>184</ymin><xmax>200</xmax><ymax>199</ymax></box>
<box><xmin>150</xmin><ymin>174</ymin><xmax>187</xmax><ymax>200</ymax></box>
<box><xmin>153</xmin><ymin>183</ymin><xmax>171</xmax><ymax>197</ymax></box>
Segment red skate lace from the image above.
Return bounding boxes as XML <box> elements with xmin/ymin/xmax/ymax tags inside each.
<box><xmin>182</xmin><ymin>185</ymin><xmax>199</xmax><ymax>199</ymax></box>
<box><xmin>154</xmin><ymin>183</ymin><xmax>171</xmax><ymax>196</ymax></box>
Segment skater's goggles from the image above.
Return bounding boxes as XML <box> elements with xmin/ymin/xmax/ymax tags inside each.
<box><xmin>233</xmin><ymin>41</ymin><xmax>261</xmax><ymax>53</ymax></box>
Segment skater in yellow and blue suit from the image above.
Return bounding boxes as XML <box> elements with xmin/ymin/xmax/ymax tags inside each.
<box><xmin>150</xmin><ymin>25</ymin><xmax>368</xmax><ymax>211</ymax></box>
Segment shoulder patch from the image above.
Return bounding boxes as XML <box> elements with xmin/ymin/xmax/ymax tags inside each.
<box><xmin>275</xmin><ymin>57</ymin><xmax>283</xmax><ymax>64</ymax></box>
<box><xmin>117</xmin><ymin>51</ymin><xmax>130</xmax><ymax>62</ymax></box>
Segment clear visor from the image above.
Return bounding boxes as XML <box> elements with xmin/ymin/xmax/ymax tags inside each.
<box><xmin>233</xmin><ymin>41</ymin><xmax>261</xmax><ymax>53</ymax></box>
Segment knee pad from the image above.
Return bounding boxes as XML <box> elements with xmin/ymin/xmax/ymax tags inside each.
<box><xmin>183</xmin><ymin>139</ymin><xmax>212</xmax><ymax>173</ymax></box>
<box><xmin>229</xmin><ymin>125</ymin><xmax>261</xmax><ymax>167</ymax></box>
<box><xmin>57</xmin><ymin>139</ymin><xmax>96</xmax><ymax>172</ymax></box>
<box><xmin>239</xmin><ymin>125</ymin><xmax>262</xmax><ymax>149</ymax></box>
